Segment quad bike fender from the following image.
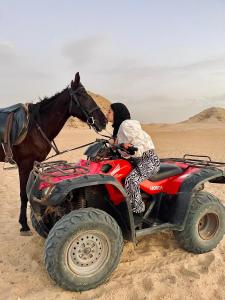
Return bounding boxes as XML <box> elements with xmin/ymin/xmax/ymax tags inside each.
<box><xmin>172</xmin><ymin>167</ymin><xmax>224</xmax><ymax>227</ymax></box>
<box><xmin>209</xmin><ymin>174</ymin><xmax>225</xmax><ymax>183</ymax></box>
<box><xmin>45</xmin><ymin>174</ymin><xmax>135</xmax><ymax>241</ymax></box>
<box><xmin>46</xmin><ymin>174</ymin><xmax>126</xmax><ymax>206</ymax></box>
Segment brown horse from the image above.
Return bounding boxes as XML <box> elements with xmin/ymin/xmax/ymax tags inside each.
<box><xmin>0</xmin><ymin>72</ymin><xmax>107</xmax><ymax>234</ymax></box>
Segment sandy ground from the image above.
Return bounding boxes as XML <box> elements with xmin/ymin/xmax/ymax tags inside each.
<box><xmin>1</xmin><ymin>123</ymin><xmax>225</xmax><ymax>300</ymax></box>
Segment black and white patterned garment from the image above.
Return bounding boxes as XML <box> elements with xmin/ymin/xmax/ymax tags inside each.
<box><xmin>125</xmin><ymin>149</ymin><xmax>160</xmax><ymax>213</ymax></box>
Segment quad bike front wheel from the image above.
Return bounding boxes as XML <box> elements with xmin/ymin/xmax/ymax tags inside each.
<box><xmin>44</xmin><ymin>208</ymin><xmax>123</xmax><ymax>291</ymax></box>
<box><xmin>173</xmin><ymin>191</ymin><xmax>225</xmax><ymax>253</ymax></box>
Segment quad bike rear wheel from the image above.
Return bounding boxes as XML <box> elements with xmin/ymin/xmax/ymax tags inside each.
<box><xmin>44</xmin><ymin>208</ymin><xmax>123</xmax><ymax>291</ymax></box>
<box><xmin>173</xmin><ymin>191</ymin><xmax>225</xmax><ymax>253</ymax></box>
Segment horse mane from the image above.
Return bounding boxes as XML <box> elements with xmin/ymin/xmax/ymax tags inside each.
<box><xmin>28</xmin><ymin>87</ymin><xmax>68</xmax><ymax>129</ymax></box>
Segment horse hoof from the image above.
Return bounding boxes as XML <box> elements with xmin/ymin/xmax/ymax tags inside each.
<box><xmin>20</xmin><ymin>231</ymin><xmax>33</xmax><ymax>236</ymax></box>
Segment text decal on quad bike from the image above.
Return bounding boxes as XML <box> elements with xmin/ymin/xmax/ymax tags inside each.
<box><xmin>149</xmin><ymin>186</ymin><xmax>163</xmax><ymax>191</ymax></box>
<box><xmin>111</xmin><ymin>164</ymin><xmax>120</xmax><ymax>175</ymax></box>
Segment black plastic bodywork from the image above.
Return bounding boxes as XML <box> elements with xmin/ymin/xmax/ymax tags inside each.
<box><xmin>172</xmin><ymin>167</ymin><xmax>224</xmax><ymax>227</ymax></box>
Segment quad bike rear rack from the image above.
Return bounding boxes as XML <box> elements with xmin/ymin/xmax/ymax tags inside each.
<box><xmin>161</xmin><ymin>154</ymin><xmax>225</xmax><ymax>170</ymax></box>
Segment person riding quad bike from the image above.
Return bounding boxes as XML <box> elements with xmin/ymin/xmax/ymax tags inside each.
<box><xmin>106</xmin><ymin>102</ymin><xmax>160</xmax><ymax>214</ymax></box>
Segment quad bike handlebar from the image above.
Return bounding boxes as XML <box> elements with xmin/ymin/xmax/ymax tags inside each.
<box><xmin>95</xmin><ymin>138</ymin><xmax>138</xmax><ymax>155</ymax></box>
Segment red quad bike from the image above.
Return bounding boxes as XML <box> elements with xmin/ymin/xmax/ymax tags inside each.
<box><xmin>27</xmin><ymin>139</ymin><xmax>225</xmax><ymax>291</ymax></box>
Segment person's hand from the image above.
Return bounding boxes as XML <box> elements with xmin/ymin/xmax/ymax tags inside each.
<box><xmin>121</xmin><ymin>143</ymin><xmax>133</xmax><ymax>149</ymax></box>
<box><xmin>108</xmin><ymin>138</ymin><xmax>115</xmax><ymax>145</ymax></box>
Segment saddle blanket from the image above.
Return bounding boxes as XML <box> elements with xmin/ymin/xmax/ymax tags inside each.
<box><xmin>0</xmin><ymin>103</ymin><xmax>29</xmax><ymax>145</ymax></box>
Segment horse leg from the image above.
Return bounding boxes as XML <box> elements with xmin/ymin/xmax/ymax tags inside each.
<box><xmin>18</xmin><ymin>162</ymin><xmax>33</xmax><ymax>235</ymax></box>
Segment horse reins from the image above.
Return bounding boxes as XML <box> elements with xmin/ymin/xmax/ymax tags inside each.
<box><xmin>35</xmin><ymin>122</ymin><xmax>60</xmax><ymax>155</ymax></box>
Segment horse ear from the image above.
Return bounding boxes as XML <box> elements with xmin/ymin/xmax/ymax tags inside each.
<box><xmin>74</xmin><ymin>72</ymin><xmax>80</xmax><ymax>85</ymax></box>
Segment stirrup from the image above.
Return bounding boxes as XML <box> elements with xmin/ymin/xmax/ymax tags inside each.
<box><xmin>3</xmin><ymin>156</ymin><xmax>17</xmax><ymax>170</ymax></box>
<box><xmin>1</xmin><ymin>143</ymin><xmax>17</xmax><ymax>169</ymax></box>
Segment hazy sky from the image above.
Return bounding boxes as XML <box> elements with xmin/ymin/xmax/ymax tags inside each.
<box><xmin>1</xmin><ymin>0</ymin><xmax>225</xmax><ymax>122</ymax></box>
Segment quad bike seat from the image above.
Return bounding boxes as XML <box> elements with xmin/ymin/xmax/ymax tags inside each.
<box><xmin>149</xmin><ymin>163</ymin><xmax>183</xmax><ymax>182</ymax></box>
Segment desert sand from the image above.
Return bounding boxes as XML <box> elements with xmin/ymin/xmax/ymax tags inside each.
<box><xmin>1</xmin><ymin>117</ymin><xmax>225</xmax><ymax>300</ymax></box>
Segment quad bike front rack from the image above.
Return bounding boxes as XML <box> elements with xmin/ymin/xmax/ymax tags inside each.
<box><xmin>33</xmin><ymin>160</ymin><xmax>90</xmax><ymax>178</ymax></box>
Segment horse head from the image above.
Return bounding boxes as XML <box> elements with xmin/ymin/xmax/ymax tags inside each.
<box><xmin>69</xmin><ymin>72</ymin><xmax>107</xmax><ymax>132</ymax></box>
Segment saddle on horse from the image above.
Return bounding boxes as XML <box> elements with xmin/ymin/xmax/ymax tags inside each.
<box><xmin>0</xmin><ymin>103</ymin><xmax>29</xmax><ymax>164</ymax></box>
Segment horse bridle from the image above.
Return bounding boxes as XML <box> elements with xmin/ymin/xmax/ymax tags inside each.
<box><xmin>35</xmin><ymin>86</ymin><xmax>104</xmax><ymax>157</ymax></box>
<box><xmin>68</xmin><ymin>86</ymin><xmax>101</xmax><ymax>130</ymax></box>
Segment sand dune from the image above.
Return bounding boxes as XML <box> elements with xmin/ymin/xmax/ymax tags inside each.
<box><xmin>184</xmin><ymin>107</ymin><xmax>225</xmax><ymax>123</ymax></box>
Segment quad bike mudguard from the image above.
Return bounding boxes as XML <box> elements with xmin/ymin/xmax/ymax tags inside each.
<box><xmin>173</xmin><ymin>167</ymin><xmax>224</xmax><ymax>227</ymax></box>
<box><xmin>41</xmin><ymin>174</ymin><xmax>126</xmax><ymax>206</ymax></box>
<box><xmin>28</xmin><ymin>171</ymin><xmax>136</xmax><ymax>241</ymax></box>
